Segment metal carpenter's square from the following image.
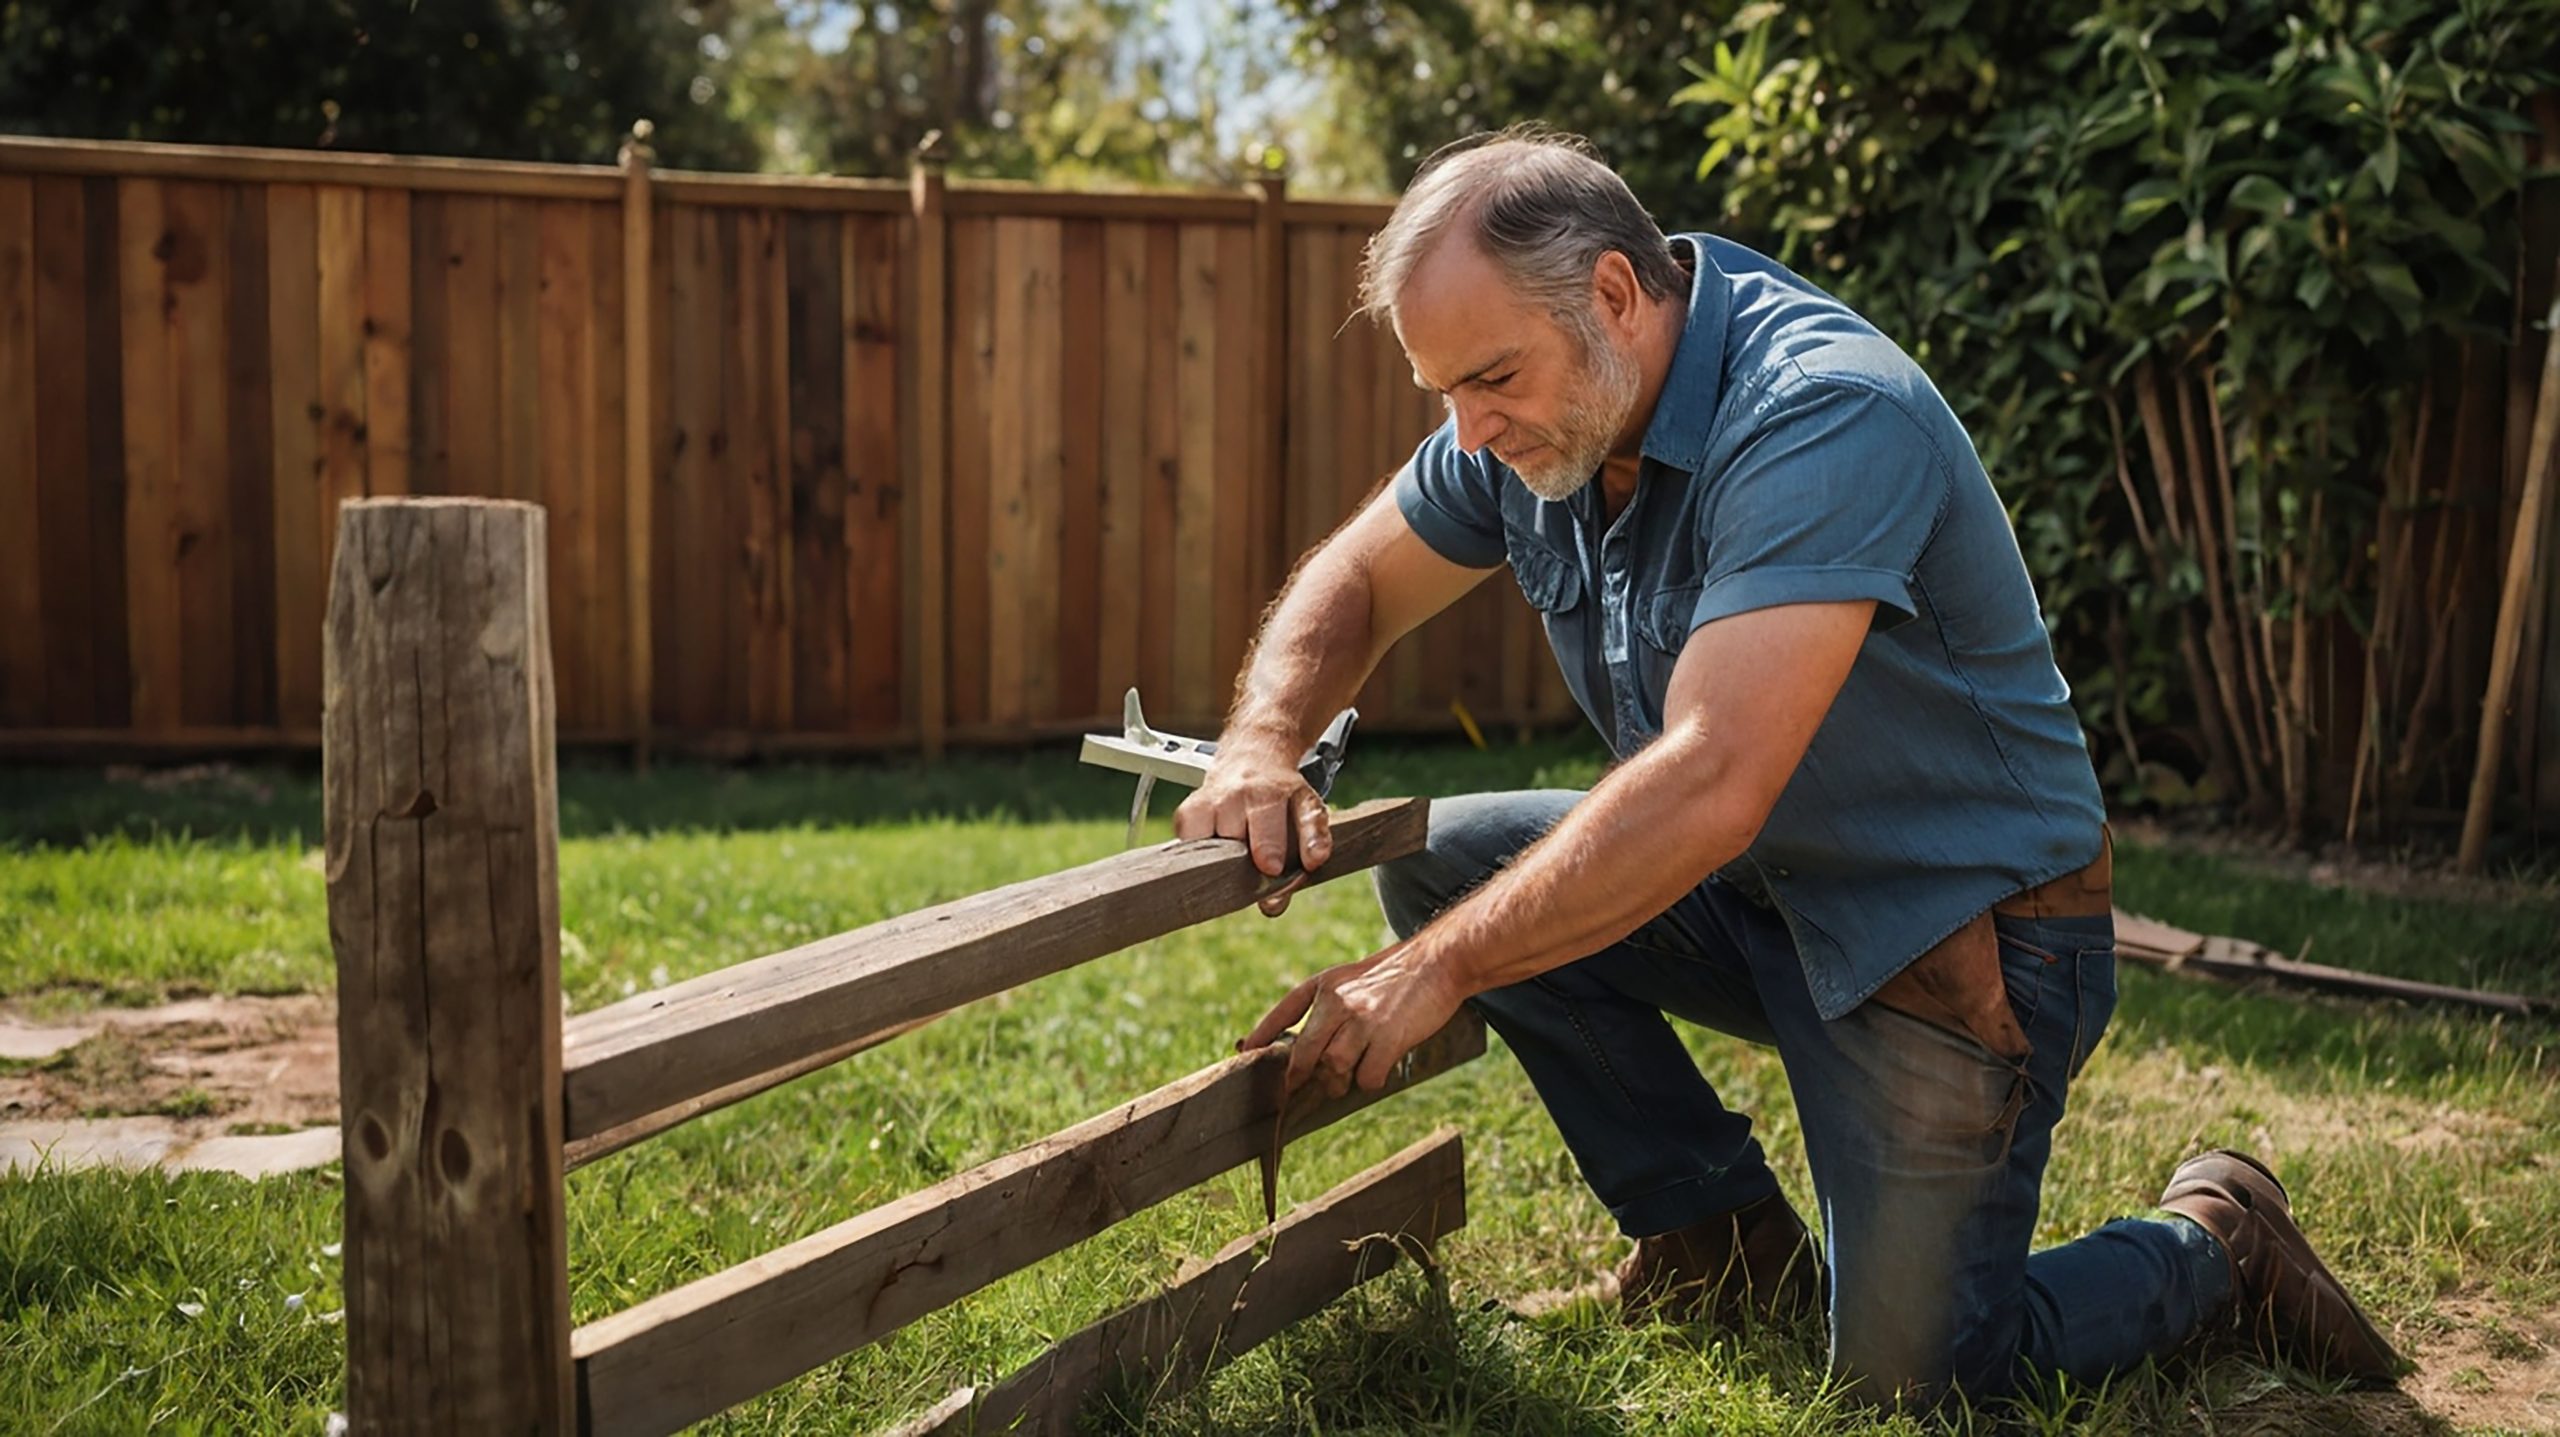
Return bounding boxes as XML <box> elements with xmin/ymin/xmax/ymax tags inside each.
<box><xmin>1078</xmin><ymin>689</ymin><xmax>1358</xmax><ymax>847</ymax></box>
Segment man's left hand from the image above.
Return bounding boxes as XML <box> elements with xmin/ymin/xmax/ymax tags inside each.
<box><xmin>1242</xmin><ymin>943</ymin><xmax>1465</xmax><ymax>1098</ymax></box>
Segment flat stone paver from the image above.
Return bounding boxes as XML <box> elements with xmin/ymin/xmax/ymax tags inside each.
<box><xmin>1</xmin><ymin>1118</ymin><xmax>340</xmax><ymax>1178</ymax></box>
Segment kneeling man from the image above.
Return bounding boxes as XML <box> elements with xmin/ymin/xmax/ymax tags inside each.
<box><xmin>1174</xmin><ymin>129</ymin><xmax>2398</xmax><ymax>1405</ymax></box>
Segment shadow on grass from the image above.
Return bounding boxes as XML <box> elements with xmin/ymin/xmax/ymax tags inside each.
<box><xmin>1110</xmin><ymin>1270</ymin><xmax>1658</xmax><ymax>1436</ymax></box>
<box><xmin>0</xmin><ymin>732</ymin><xmax>1616</xmax><ymax>850</ymax></box>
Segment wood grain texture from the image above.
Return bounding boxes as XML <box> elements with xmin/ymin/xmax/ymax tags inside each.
<box><xmin>30</xmin><ymin>177</ymin><xmax>104</xmax><ymax>726</ymax></box>
<box><xmin>314</xmin><ymin>185</ymin><xmax>369</xmax><ymax>641</ymax></box>
<box><xmin>117</xmin><ymin>178</ymin><xmax>180</xmax><ymax>732</ymax></box>
<box><xmin>1096</xmin><ymin>222</ymin><xmax>1149</xmax><ymax>706</ymax></box>
<box><xmin>618</xmin><ymin>141</ymin><xmax>653</xmax><ymax>755</ymax></box>
<box><xmin>846</xmin><ymin>215</ymin><xmax>905</xmax><ymax>732</ymax></box>
<box><xmin>1172</xmin><ymin>224</ymin><xmax>1220</xmax><ymax>723</ymax></box>
<box><xmin>79</xmin><ymin>176</ymin><xmax>130</xmax><ymax>728</ymax></box>
<box><xmin>1056</xmin><ymin>221</ymin><xmax>1104</xmax><ymax>723</ymax></box>
<box><xmin>223</xmin><ymin>182</ymin><xmax>278</xmax><ymax>725</ymax></box>
<box><xmin>1213</xmin><ymin>223</ymin><xmax>1255</xmax><ymax>696</ymax></box>
<box><xmin>536</xmin><ymin>200</ymin><xmax>598</xmax><ymax>732</ymax></box>
<box><xmin>786</xmin><ymin>213</ymin><xmax>850</xmax><ymax>731</ymax></box>
<box><xmin>558</xmin><ymin>794</ymin><xmax>1428</xmax><ymax>1144</ymax></box>
<box><xmin>165</xmin><ymin>180</ymin><xmax>236</xmax><ymax>726</ymax></box>
<box><xmin>496</xmin><ymin>198</ymin><xmax>542</xmax><ymax>506</ymax></box>
<box><xmin>406</xmin><ymin>194</ymin><xmax>450</xmax><ymax>495</ymax></box>
<box><xmin>1139</xmin><ymin>223</ymin><xmax>1181</xmax><ymax>710</ymax></box>
<box><xmin>571</xmin><ymin>1015</ymin><xmax>1483</xmax><ymax>1437</ymax></box>
<box><xmin>360</xmin><ymin>188</ymin><xmax>411</xmax><ymax>498</ymax></box>
<box><xmin>946</xmin><ymin>217</ymin><xmax>993</xmax><ymax>729</ymax></box>
<box><xmin>443</xmin><ymin>196</ymin><xmax>501</xmax><ymax>499</ymax></box>
<box><xmin>323</xmin><ymin>497</ymin><xmax>571</xmax><ymax>1432</ymax></box>
<box><xmin>0</xmin><ymin>177</ymin><xmax>41</xmax><ymax>723</ymax></box>
<box><xmin>892</xmin><ymin>1129</ymin><xmax>1466</xmax><ymax>1437</ymax></box>
<box><xmin>265</xmin><ymin>185</ymin><xmax>324</xmax><ymax>729</ymax></box>
<box><xmin>983</xmin><ymin>218</ymin><xmax>1032</xmax><ymax>732</ymax></box>
<box><xmin>1017</xmin><ymin>217</ymin><xmax>1064</xmax><ymax>724</ymax></box>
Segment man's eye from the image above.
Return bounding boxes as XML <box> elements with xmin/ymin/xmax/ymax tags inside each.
<box><xmin>1485</xmin><ymin>372</ymin><xmax>1515</xmax><ymax>389</ymax></box>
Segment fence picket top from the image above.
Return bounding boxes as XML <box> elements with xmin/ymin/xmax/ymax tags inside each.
<box><xmin>557</xmin><ymin>794</ymin><xmax>1430</xmax><ymax>1144</ymax></box>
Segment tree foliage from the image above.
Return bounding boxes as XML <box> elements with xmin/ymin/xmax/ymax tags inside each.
<box><xmin>0</xmin><ymin>0</ymin><xmax>758</xmax><ymax>167</ymax></box>
<box><xmin>1679</xmin><ymin>0</ymin><xmax>2559</xmax><ymax>829</ymax></box>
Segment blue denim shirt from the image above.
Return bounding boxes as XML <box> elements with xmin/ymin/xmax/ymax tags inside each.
<box><xmin>1394</xmin><ymin>234</ymin><xmax>2106</xmax><ymax>1018</ymax></box>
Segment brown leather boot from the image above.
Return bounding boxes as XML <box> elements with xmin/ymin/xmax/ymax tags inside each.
<box><xmin>2158</xmin><ymin>1150</ymin><xmax>2405</xmax><ymax>1382</ymax></box>
<box><xmin>1615</xmin><ymin>1191</ymin><xmax>1826</xmax><ymax>1329</ymax></box>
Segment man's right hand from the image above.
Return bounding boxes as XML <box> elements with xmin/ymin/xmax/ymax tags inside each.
<box><xmin>1172</xmin><ymin>747</ymin><xmax>1332</xmax><ymax>916</ymax></box>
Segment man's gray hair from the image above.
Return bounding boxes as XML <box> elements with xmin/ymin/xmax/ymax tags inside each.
<box><xmin>1355</xmin><ymin>128</ymin><xmax>1685</xmax><ymax>340</ymax></box>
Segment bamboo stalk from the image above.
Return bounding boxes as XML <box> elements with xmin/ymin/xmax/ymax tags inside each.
<box><xmin>2457</xmin><ymin>260</ymin><xmax>2560</xmax><ymax>870</ymax></box>
<box><xmin>2193</xmin><ymin>370</ymin><xmax>2280</xmax><ymax>778</ymax></box>
<box><xmin>2107</xmin><ymin>387</ymin><xmax>2240</xmax><ymax>793</ymax></box>
<box><xmin>2139</xmin><ymin>360</ymin><xmax>2264</xmax><ymax>804</ymax></box>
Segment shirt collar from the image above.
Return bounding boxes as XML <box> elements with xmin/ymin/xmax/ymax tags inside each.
<box><xmin>1637</xmin><ymin>234</ymin><xmax>1731</xmax><ymax>474</ymax></box>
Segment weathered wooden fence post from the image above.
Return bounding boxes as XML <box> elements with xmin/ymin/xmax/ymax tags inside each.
<box><xmin>325</xmin><ymin>497</ymin><xmax>572</xmax><ymax>1432</ymax></box>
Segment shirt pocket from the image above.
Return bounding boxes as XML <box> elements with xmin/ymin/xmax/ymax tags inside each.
<box><xmin>1506</xmin><ymin>533</ymin><xmax>1584</xmax><ymax>615</ymax></box>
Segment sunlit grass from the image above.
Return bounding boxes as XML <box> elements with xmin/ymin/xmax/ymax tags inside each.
<box><xmin>3</xmin><ymin>741</ymin><xmax>2554</xmax><ymax>1432</ymax></box>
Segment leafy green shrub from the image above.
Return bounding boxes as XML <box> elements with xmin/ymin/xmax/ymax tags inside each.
<box><xmin>1679</xmin><ymin>0</ymin><xmax>2558</xmax><ymax>837</ymax></box>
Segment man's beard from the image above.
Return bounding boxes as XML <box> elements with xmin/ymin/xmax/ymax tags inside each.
<box><xmin>1508</xmin><ymin>324</ymin><xmax>1642</xmax><ymax>503</ymax></box>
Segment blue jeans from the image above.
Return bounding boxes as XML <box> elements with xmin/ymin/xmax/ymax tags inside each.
<box><xmin>1377</xmin><ymin>791</ymin><xmax>2230</xmax><ymax>1402</ymax></box>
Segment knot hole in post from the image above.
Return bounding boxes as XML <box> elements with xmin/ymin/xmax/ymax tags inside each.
<box><xmin>440</xmin><ymin>1128</ymin><xmax>474</xmax><ymax>1184</ymax></box>
<box><xmin>359</xmin><ymin>1114</ymin><xmax>391</xmax><ymax>1162</ymax></box>
<box><xmin>393</xmin><ymin>789</ymin><xmax>438</xmax><ymax>820</ymax></box>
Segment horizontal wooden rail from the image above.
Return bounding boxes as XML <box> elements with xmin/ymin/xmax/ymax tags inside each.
<box><xmin>562</xmin><ymin>1014</ymin><xmax>943</xmax><ymax>1171</ymax></box>
<box><xmin>0</xmin><ymin>134</ymin><xmax>621</xmax><ymax>197</ymax></box>
<box><xmin>571</xmin><ymin>1014</ymin><xmax>1485</xmax><ymax>1436</ymax></box>
<box><xmin>1281</xmin><ymin>198</ymin><xmax>1400</xmax><ymax>227</ymax></box>
<box><xmin>892</xmin><ymin>1127</ymin><xmax>1465</xmax><ymax>1437</ymax></box>
<box><xmin>558</xmin><ymin>795</ymin><xmax>1429</xmax><ymax>1145</ymax></box>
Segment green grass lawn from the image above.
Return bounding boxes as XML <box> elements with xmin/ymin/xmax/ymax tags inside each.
<box><xmin>4</xmin><ymin>738</ymin><xmax>2556</xmax><ymax>1434</ymax></box>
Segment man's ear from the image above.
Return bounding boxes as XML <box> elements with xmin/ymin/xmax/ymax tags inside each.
<box><xmin>1591</xmin><ymin>251</ymin><xmax>1643</xmax><ymax>335</ymax></box>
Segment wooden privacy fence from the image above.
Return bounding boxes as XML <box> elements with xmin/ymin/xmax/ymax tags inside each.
<box><xmin>323</xmin><ymin>496</ymin><xmax>1481</xmax><ymax>1433</ymax></box>
<box><xmin>0</xmin><ymin>131</ymin><xmax>1577</xmax><ymax>761</ymax></box>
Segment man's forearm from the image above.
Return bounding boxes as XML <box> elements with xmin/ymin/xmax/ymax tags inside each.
<box><xmin>1406</xmin><ymin>729</ymin><xmax>1761</xmax><ymax>996</ymax></box>
<box><xmin>1220</xmin><ymin>551</ymin><xmax>1383</xmax><ymax>761</ymax></box>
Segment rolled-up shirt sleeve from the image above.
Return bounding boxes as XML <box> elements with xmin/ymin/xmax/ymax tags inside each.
<box><xmin>1392</xmin><ymin>420</ymin><xmax>1508</xmax><ymax>570</ymax></box>
<box><xmin>1690</xmin><ymin>380</ymin><xmax>1951</xmax><ymax>634</ymax></box>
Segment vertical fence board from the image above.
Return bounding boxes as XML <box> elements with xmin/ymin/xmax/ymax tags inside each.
<box><xmin>983</xmin><ymin>220</ymin><xmax>1029</xmax><ymax>732</ymax></box>
<box><xmin>362</xmin><ymin>189</ymin><xmax>412</xmax><ymax>500</ymax></box>
<box><xmin>0</xmin><ymin>178</ymin><xmax>40</xmax><ymax>723</ymax></box>
<box><xmin>407</xmin><ymin>195</ymin><xmax>450</xmax><ymax>496</ymax></box>
<box><xmin>80</xmin><ymin>177</ymin><xmax>131</xmax><ymax>728</ymax></box>
<box><xmin>1058</xmin><ymin>220</ymin><xmax>1103</xmax><ymax>723</ymax></box>
<box><xmin>445</xmin><ymin>196</ymin><xmax>501</xmax><ymax>500</ymax></box>
<box><xmin>1017</xmin><ymin>218</ymin><xmax>1064</xmax><ymax>725</ymax></box>
<box><xmin>1096</xmin><ymin>222</ymin><xmax>1148</xmax><ymax>706</ymax></box>
<box><xmin>1284</xmin><ymin>227</ymin><xmax>1336</xmax><ymax>561</ymax></box>
<box><xmin>496</xmin><ymin>198</ymin><xmax>542</xmax><ymax>506</ymax></box>
<box><xmin>946</xmin><ymin>217</ymin><xmax>992</xmax><ymax>731</ymax></box>
<box><xmin>668</xmin><ymin>207</ymin><xmax>725</xmax><ymax>731</ymax></box>
<box><xmin>117</xmin><ymin>179</ymin><xmax>177</xmax><ymax>732</ymax></box>
<box><xmin>31</xmin><ymin>177</ymin><xmax>103</xmax><ymax>726</ymax></box>
<box><xmin>1173</xmin><ymin>224</ymin><xmax>1220</xmax><ymax>722</ymax></box>
<box><xmin>267</xmin><ymin>185</ymin><xmax>323</xmax><ymax>728</ymax></box>
<box><xmin>1139</xmin><ymin>222</ymin><xmax>1181</xmax><ymax>714</ymax></box>
<box><xmin>736</xmin><ymin>209</ymin><xmax>791</xmax><ymax>732</ymax></box>
<box><xmin>537</xmin><ymin>200</ymin><xmax>598</xmax><ymax>733</ymax></box>
<box><xmin>646</xmin><ymin>203</ymin><xmax>676</xmax><ymax>728</ymax></box>
<box><xmin>316</xmin><ymin>184</ymin><xmax>369</xmax><ymax>613</ymax></box>
<box><xmin>224</xmin><ymin>183</ymin><xmax>278</xmax><ymax>725</ymax></box>
<box><xmin>847</xmin><ymin>216</ymin><xmax>904</xmax><ymax>732</ymax></box>
<box><xmin>165</xmin><ymin>181</ymin><xmax>236</xmax><ymax>726</ymax></box>
<box><xmin>1213</xmin><ymin>224</ymin><xmax>1255</xmax><ymax>694</ymax></box>
<box><xmin>788</xmin><ymin>213</ymin><xmax>850</xmax><ymax>732</ymax></box>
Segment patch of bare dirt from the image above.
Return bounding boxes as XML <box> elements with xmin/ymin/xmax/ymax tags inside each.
<box><xmin>0</xmin><ymin>993</ymin><xmax>338</xmax><ymax>1135</ymax></box>
<box><xmin>2402</xmin><ymin>1296</ymin><xmax>2560</xmax><ymax>1434</ymax></box>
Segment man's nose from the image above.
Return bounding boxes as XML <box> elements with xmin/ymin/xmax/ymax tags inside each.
<box><xmin>1450</xmin><ymin>396</ymin><xmax>1505</xmax><ymax>454</ymax></box>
